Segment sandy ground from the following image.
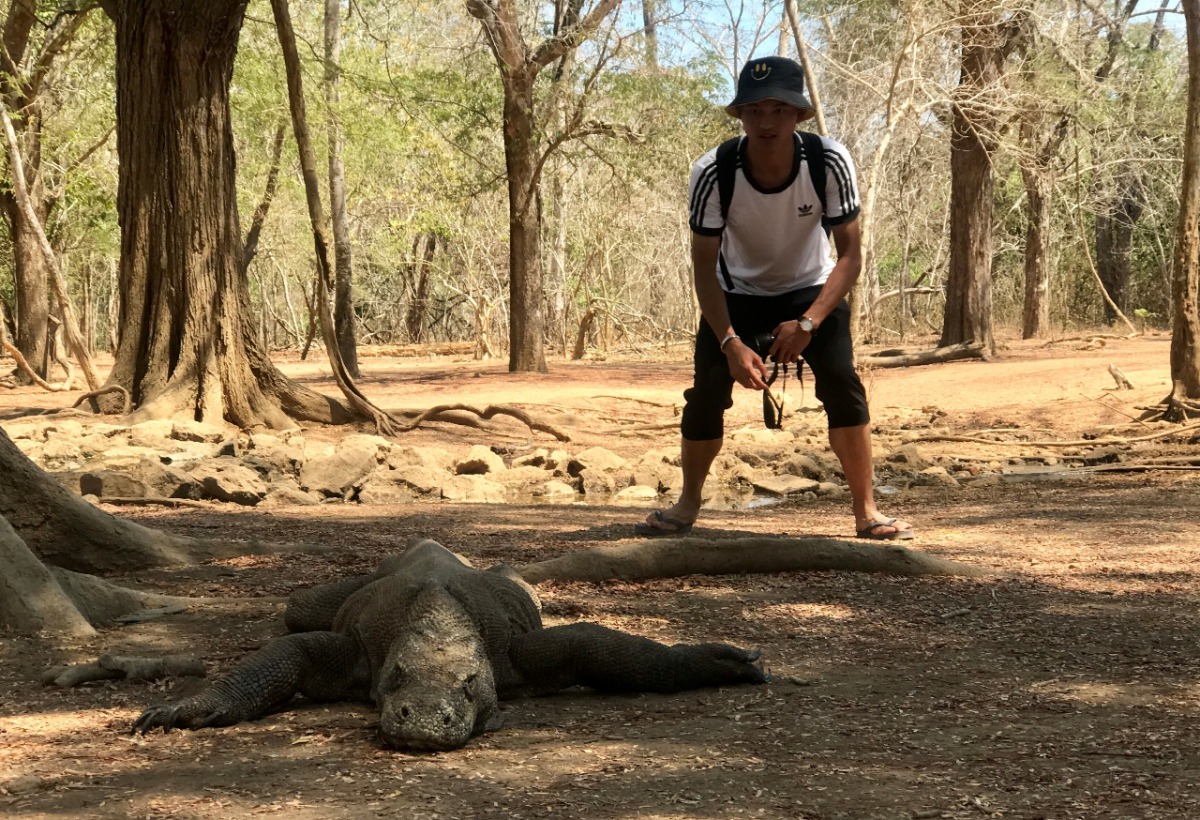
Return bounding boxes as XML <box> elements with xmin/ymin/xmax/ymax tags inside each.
<box><xmin>1</xmin><ymin>331</ymin><xmax>1198</xmax><ymax>820</ymax></box>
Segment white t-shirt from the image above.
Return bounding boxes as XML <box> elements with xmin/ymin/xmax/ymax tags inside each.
<box><xmin>687</xmin><ymin>133</ymin><xmax>861</xmax><ymax>296</ymax></box>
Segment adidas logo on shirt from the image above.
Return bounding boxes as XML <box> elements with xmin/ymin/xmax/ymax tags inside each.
<box><xmin>797</xmin><ymin>204</ymin><xmax>813</xmax><ymax>216</ymax></box>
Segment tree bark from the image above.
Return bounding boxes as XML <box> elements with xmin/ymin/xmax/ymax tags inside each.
<box><xmin>325</xmin><ymin>0</ymin><xmax>359</xmax><ymax>378</ymax></box>
<box><xmin>1165</xmin><ymin>0</ymin><xmax>1200</xmax><ymax>419</ymax></box>
<box><xmin>100</xmin><ymin>0</ymin><xmax>348</xmax><ymax>429</ymax></box>
<box><xmin>0</xmin><ymin>2</ymin><xmax>90</xmax><ymax>381</ymax></box>
<box><xmin>941</xmin><ymin>2</ymin><xmax>1015</xmax><ymax>351</ymax></box>
<box><xmin>468</xmin><ymin>0</ymin><xmax>621</xmax><ymax>373</ymax></box>
<box><xmin>1094</xmin><ymin>179</ymin><xmax>1143</xmax><ymax>324</ymax></box>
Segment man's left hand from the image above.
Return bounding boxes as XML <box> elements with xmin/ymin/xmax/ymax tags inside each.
<box><xmin>769</xmin><ymin>319</ymin><xmax>811</xmax><ymax>364</ymax></box>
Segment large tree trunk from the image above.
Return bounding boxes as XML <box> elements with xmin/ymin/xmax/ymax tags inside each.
<box><xmin>1165</xmin><ymin>0</ymin><xmax>1200</xmax><ymax>420</ymax></box>
<box><xmin>503</xmin><ymin>74</ymin><xmax>548</xmax><ymax>373</ymax></box>
<box><xmin>941</xmin><ymin>3</ymin><xmax>1009</xmax><ymax>351</ymax></box>
<box><xmin>100</xmin><ymin>0</ymin><xmax>345</xmax><ymax>429</ymax></box>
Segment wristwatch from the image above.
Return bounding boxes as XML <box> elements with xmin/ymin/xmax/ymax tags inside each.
<box><xmin>798</xmin><ymin>316</ymin><xmax>816</xmax><ymax>333</ymax></box>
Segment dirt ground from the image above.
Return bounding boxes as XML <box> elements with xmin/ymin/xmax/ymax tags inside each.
<box><xmin>2</xmin><ymin>331</ymin><xmax>1199</xmax><ymax>820</ymax></box>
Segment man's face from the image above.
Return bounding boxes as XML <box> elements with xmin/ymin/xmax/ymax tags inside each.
<box><xmin>737</xmin><ymin>100</ymin><xmax>803</xmax><ymax>142</ymax></box>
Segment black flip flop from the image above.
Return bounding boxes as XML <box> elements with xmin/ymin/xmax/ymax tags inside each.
<box><xmin>856</xmin><ymin>518</ymin><xmax>915</xmax><ymax>541</ymax></box>
<box><xmin>633</xmin><ymin>510</ymin><xmax>695</xmax><ymax>537</ymax></box>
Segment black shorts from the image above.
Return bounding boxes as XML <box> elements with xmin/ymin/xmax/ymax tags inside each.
<box><xmin>680</xmin><ymin>285</ymin><xmax>870</xmax><ymax>441</ymax></box>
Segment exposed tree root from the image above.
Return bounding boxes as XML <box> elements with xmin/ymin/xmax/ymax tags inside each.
<box><xmin>516</xmin><ymin>536</ymin><xmax>992</xmax><ymax>584</ymax></box>
<box><xmin>73</xmin><ymin>384</ymin><xmax>131</xmax><ymax>414</ymax></box>
<box><xmin>394</xmin><ymin>403</ymin><xmax>572</xmax><ymax>441</ymax></box>
<box><xmin>1139</xmin><ymin>394</ymin><xmax>1200</xmax><ymax>423</ymax></box>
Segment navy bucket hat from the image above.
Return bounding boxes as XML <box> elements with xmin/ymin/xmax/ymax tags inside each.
<box><xmin>725</xmin><ymin>56</ymin><xmax>816</xmax><ymax>121</ymax></box>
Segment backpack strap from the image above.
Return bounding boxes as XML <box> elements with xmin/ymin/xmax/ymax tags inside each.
<box><xmin>714</xmin><ymin>136</ymin><xmax>741</xmax><ymax>222</ymax></box>
<box><xmin>797</xmin><ymin>130</ymin><xmax>831</xmax><ymax>236</ymax></box>
<box><xmin>713</xmin><ymin>137</ymin><xmax>741</xmax><ymax>291</ymax></box>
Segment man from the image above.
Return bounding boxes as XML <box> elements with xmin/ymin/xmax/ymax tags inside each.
<box><xmin>636</xmin><ymin>55</ymin><xmax>914</xmax><ymax>541</ymax></box>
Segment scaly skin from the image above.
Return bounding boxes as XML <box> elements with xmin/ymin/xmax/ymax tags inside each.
<box><xmin>134</xmin><ymin>539</ymin><xmax>766</xmax><ymax>750</ymax></box>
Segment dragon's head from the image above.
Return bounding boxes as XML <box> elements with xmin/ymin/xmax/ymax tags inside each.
<box><xmin>374</xmin><ymin>590</ymin><xmax>501</xmax><ymax>751</ymax></box>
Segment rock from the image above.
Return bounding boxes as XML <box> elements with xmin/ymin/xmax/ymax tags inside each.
<box><xmin>615</xmin><ymin>484</ymin><xmax>659</xmax><ymax>501</ymax></box>
<box><xmin>816</xmin><ymin>481</ymin><xmax>845</xmax><ymax>497</ymax></box>
<box><xmin>356</xmin><ymin>474</ymin><xmax>418</xmax><ymax>505</ymax></box>
<box><xmin>388</xmin><ymin>464</ymin><xmax>449</xmax><ymax>496</ymax></box>
<box><xmin>886</xmin><ymin>443</ymin><xmax>932</xmax><ymax>471</ymax></box>
<box><xmin>578</xmin><ymin>468</ymin><xmax>617</xmax><ymax>496</ymax></box>
<box><xmin>635</xmin><ymin>447</ymin><xmax>680</xmax><ymax>468</ymax></box>
<box><xmin>300</xmin><ymin>440</ymin><xmax>382</xmax><ymax>497</ymax></box>
<box><xmin>2</xmin><ymin>422</ymin><xmax>43</xmax><ymax>441</ymax></box>
<box><xmin>341</xmin><ymin>434</ymin><xmax>394</xmax><ymax>458</ymax></box>
<box><xmin>753</xmin><ymin>475</ymin><xmax>821</xmax><ymax>496</ymax></box>
<box><xmin>916</xmin><ymin>466</ymin><xmax>959</xmax><ymax>487</ymax></box>
<box><xmin>533</xmin><ymin>480</ymin><xmax>577</xmax><ymax>499</ymax></box>
<box><xmin>631</xmin><ymin>463</ymin><xmax>679</xmax><ymax>494</ymax></box>
<box><xmin>783</xmin><ymin>453</ymin><xmax>826</xmax><ymax>480</ymax></box>
<box><xmin>567</xmin><ymin>446</ymin><xmax>626</xmax><ymax>476</ymax></box>
<box><xmin>512</xmin><ymin>449</ymin><xmax>550</xmax><ymax>468</ymax></box>
<box><xmin>456</xmin><ymin>445</ymin><xmax>506</xmax><ymax>475</ymax></box>
<box><xmin>40</xmin><ymin>438</ymin><xmax>85</xmax><ymax>462</ymax></box>
<box><xmin>80</xmin><ymin>469</ymin><xmax>153</xmax><ymax>499</ymax></box>
<box><xmin>387</xmin><ymin>445</ymin><xmax>455</xmax><ymax>474</ymax></box>
<box><xmin>258</xmin><ymin>482</ymin><xmax>321</xmax><ymax>508</ymax></box>
<box><xmin>191</xmin><ymin>459</ymin><xmax>267</xmax><ymax>506</ymax></box>
<box><xmin>42</xmin><ymin>419</ymin><xmax>84</xmax><ymax>439</ymax></box>
<box><xmin>171</xmin><ymin>420</ymin><xmax>230</xmax><ymax>443</ymax></box>
<box><xmin>491</xmin><ymin>465</ymin><xmax>556</xmax><ymax>494</ymax></box>
<box><xmin>441</xmin><ymin>475</ymin><xmax>507</xmax><ymax>503</ymax></box>
<box><xmin>123</xmin><ymin>419</ymin><xmax>176</xmax><ymax>447</ymax></box>
<box><xmin>728</xmin><ymin>427</ymin><xmax>791</xmax><ymax>444</ymax></box>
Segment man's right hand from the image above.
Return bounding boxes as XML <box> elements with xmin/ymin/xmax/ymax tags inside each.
<box><xmin>724</xmin><ymin>339</ymin><xmax>770</xmax><ymax>390</ymax></box>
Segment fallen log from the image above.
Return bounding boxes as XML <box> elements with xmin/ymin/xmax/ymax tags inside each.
<box><xmin>517</xmin><ymin>536</ymin><xmax>992</xmax><ymax>583</ymax></box>
<box><xmin>860</xmin><ymin>341</ymin><xmax>987</xmax><ymax>369</ymax></box>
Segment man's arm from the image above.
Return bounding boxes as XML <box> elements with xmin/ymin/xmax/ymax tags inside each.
<box><xmin>771</xmin><ymin>218</ymin><xmax>863</xmax><ymax>361</ymax></box>
<box><xmin>692</xmin><ymin>233</ymin><xmax>769</xmax><ymax>389</ymax></box>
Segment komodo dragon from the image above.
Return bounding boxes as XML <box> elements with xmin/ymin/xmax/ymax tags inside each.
<box><xmin>133</xmin><ymin>539</ymin><xmax>766</xmax><ymax>751</ymax></box>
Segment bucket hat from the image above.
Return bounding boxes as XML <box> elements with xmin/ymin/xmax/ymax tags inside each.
<box><xmin>725</xmin><ymin>56</ymin><xmax>815</xmax><ymax>121</ymax></box>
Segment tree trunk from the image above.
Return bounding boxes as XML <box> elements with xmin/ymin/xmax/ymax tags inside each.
<box><xmin>1018</xmin><ymin>114</ymin><xmax>1067</xmax><ymax>339</ymax></box>
<box><xmin>941</xmin><ymin>2</ymin><xmax>1009</xmax><ymax>351</ymax></box>
<box><xmin>1166</xmin><ymin>0</ymin><xmax>1200</xmax><ymax>419</ymax></box>
<box><xmin>1094</xmin><ymin>178</ymin><xmax>1143</xmax><ymax>324</ymax></box>
<box><xmin>325</xmin><ymin>0</ymin><xmax>359</xmax><ymax>378</ymax></box>
<box><xmin>1021</xmin><ymin>172</ymin><xmax>1051</xmax><ymax>338</ymax></box>
<box><xmin>4</xmin><ymin>202</ymin><xmax>51</xmax><ymax>379</ymax></box>
<box><xmin>403</xmin><ymin>233</ymin><xmax>437</xmax><ymax>343</ymax></box>
<box><xmin>641</xmin><ymin>0</ymin><xmax>658</xmax><ymax>68</ymax></box>
<box><xmin>0</xmin><ymin>1</ymin><xmax>87</xmax><ymax>382</ymax></box>
<box><xmin>468</xmin><ymin>0</ymin><xmax>621</xmax><ymax>374</ymax></box>
<box><xmin>101</xmin><ymin>0</ymin><xmax>345</xmax><ymax>429</ymax></box>
<box><xmin>504</xmin><ymin>75</ymin><xmax>548</xmax><ymax>373</ymax></box>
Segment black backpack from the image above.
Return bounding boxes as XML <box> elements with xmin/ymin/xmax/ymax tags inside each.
<box><xmin>714</xmin><ymin>130</ymin><xmax>830</xmax><ymax>233</ymax></box>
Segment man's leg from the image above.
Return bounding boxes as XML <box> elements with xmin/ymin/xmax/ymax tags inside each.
<box><xmin>828</xmin><ymin>423</ymin><xmax>912</xmax><ymax>537</ymax></box>
<box><xmin>641</xmin><ymin>436</ymin><xmax>722</xmax><ymax>532</ymax></box>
